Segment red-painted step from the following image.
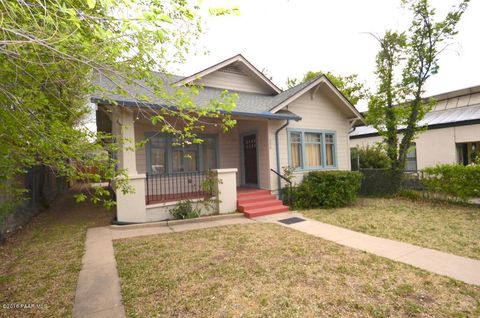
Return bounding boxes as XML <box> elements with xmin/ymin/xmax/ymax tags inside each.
<box><xmin>237</xmin><ymin>187</ymin><xmax>289</xmax><ymax>218</ymax></box>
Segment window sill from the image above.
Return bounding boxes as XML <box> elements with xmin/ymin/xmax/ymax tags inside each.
<box><xmin>292</xmin><ymin>166</ymin><xmax>338</xmax><ymax>173</ymax></box>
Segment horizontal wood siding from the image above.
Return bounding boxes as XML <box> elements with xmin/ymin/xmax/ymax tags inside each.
<box><xmin>197</xmin><ymin>70</ymin><xmax>274</xmax><ymax>95</ymax></box>
<box><xmin>269</xmin><ymin>90</ymin><xmax>351</xmax><ymax>192</ymax></box>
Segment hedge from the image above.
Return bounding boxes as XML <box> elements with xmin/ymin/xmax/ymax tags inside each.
<box><xmin>423</xmin><ymin>164</ymin><xmax>480</xmax><ymax>202</ymax></box>
<box><xmin>292</xmin><ymin>171</ymin><xmax>362</xmax><ymax>209</ymax></box>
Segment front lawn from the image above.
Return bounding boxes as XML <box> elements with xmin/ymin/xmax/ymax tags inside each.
<box><xmin>302</xmin><ymin>197</ymin><xmax>480</xmax><ymax>260</ymax></box>
<box><xmin>0</xmin><ymin>189</ymin><xmax>112</xmax><ymax>318</ymax></box>
<box><xmin>114</xmin><ymin>223</ymin><xmax>480</xmax><ymax>317</ymax></box>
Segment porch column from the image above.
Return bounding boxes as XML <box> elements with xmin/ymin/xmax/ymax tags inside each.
<box><xmin>113</xmin><ymin>107</ymin><xmax>147</xmax><ymax>222</ymax></box>
<box><xmin>212</xmin><ymin>168</ymin><xmax>238</xmax><ymax>214</ymax></box>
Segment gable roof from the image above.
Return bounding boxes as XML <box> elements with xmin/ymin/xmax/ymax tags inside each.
<box><xmin>91</xmin><ymin>72</ymin><xmax>302</xmax><ymax>120</ymax></box>
<box><xmin>174</xmin><ymin>54</ymin><xmax>282</xmax><ymax>94</ymax></box>
<box><xmin>268</xmin><ymin>75</ymin><xmax>365</xmax><ymax>121</ymax></box>
<box><xmin>91</xmin><ymin>58</ymin><xmax>364</xmax><ymax>123</ymax></box>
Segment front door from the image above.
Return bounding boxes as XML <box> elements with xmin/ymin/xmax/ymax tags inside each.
<box><xmin>243</xmin><ymin>133</ymin><xmax>258</xmax><ymax>185</ymax></box>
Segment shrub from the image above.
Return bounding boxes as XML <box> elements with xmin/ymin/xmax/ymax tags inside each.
<box><xmin>397</xmin><ymin>189</ymin><xmax>422</xmax><ymax>201</ymax></box>
<box><xmin>423</xmin><ymin>163</ymin><xmax>480</xmax><ymax>202</ymax></box>
<box><xmin>293</xmin><ymin>171</ymin><xmax>362</xmax><ymax>209</ymax></box>
<box><xmin>169</xmin><ymin>200</ymin><xmax>201</xmax><ymax>219</ymax></box>
<box><xmin>351</xmin><ymin>144</ymin><xmax>391</xmax><ymax>169</ymax></box>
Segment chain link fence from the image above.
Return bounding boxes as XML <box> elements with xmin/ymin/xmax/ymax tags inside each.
<box><xmin>358</xmin><ymin>168</ymin><xmax>424</xmax><ymax>196</ymax></box>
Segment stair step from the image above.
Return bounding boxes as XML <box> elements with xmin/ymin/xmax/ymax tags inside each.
<box><xmin>237</xmin><ymin>189</ymin><xmax>271</xmax><ymax>198</ymax></box>
<box><xmin>243</xmin><ymin>205</ymin><xmax>290</xmax><ymax>218</ymax></box>
<box><xmin>237</xmin><ymin>194</ymin><xmax>277</xmax><ymax>205</ymax></box>
<box><xmin>238</xmin><ymin>200</ymin><xmax>284</xmax><ymax>212</ymax></box>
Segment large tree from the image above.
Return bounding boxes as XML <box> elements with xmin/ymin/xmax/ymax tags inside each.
<box><xmin>0</xmin><ymin>0</ymin><xmax>237</xmax><ymax>214</ymax></box>
<box><xmin>367</xmin><ymin>0</ymin><xmax>469</xmax><ymax>171</ymax></box>
<box><xmin>287</xmin><ymin>71</ymin><xmax>368</xmax><ymax>106</ymax></box>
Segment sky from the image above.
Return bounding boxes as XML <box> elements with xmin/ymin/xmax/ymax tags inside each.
<box><xmin>172</xmin><ymin>0</ymin><xmax>480</xmax><ymax>111</ymax></box>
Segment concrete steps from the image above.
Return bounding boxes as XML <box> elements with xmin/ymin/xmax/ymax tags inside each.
<box><xmin>237</xmin><ymin>188</ymin><xmax>289</xmax><ymax>218</ymax></box>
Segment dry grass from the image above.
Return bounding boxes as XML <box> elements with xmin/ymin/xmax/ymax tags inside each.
<box><xmin>114</xmin><ymin>223</ymin><xmax>480</xmax><ymax>318</ymax></box>
<box><xmin>302</xmin><ymin>198</ymin><xmax>480</xmax><ymax>260</ymax></box>
<box><xmin>0</xmin><ymin>189</ymin><xmax>113</xmax><ymax>318</ymax></box>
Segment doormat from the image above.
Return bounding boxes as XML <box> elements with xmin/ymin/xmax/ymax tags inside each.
<box><xmin>278</xmin><ymin>217</ymin><xmax>305</xmax><ymax>225</ymax></box>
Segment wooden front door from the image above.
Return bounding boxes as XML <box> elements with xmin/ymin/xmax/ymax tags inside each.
<box><xmin>243</xmin><ymin>134</ymin><xmax>258</xmax><ymax>185</ymax></box>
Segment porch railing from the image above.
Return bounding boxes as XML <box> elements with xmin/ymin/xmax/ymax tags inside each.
<box><xmin>270</xmin><ymin>168</ymin><xmax>293</xmax><ymax>207</ymax></box>
<box><xmin>145</xmin><ymin>171</ymin><xmax>211</xmax><ymax>204</ymax></box>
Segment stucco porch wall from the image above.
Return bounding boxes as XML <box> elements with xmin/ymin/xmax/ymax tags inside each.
<box><xmin>133</xmin><ymin>116</ymin><xmax>271</xmax><ymax>190</ymax></box>
<box><xmin>268</xmin><ymin>86</ymin><xmax>352</xmax><ymax>194</ymax></box>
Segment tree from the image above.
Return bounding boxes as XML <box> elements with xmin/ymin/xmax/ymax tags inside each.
<box><xmin>351</xmin><ymin>144</ymin><xmax>391</xmax><ymax>169</ymax></box>
<box><xmin>286</xmin><ymin>71</ymin><xmax>368</xmax><ymax>106</ymax></box>
<box><xmin>0</xmin><ymin>0</ymin><xmax>237</xmax><ymax>213</ymax></box>
<box><xmin>367</xmin><ymin>0</ymin><xmax>469</xmax><ymax>172</ymax></box>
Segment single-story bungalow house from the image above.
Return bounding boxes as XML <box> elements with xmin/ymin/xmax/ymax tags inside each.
<box><xmin>350</xmin><ymin>85</ymin><xmax>480</xmax><ymax>170</ymax></box>
<box><xmin>93</xmin><ymin>54</ymin><xmax>364</xmax><ymax>223</ymax></box>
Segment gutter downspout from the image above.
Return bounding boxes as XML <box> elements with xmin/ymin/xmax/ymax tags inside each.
<box><xmin>275</xmin><ymin>120</ymin><xmax>290</xmax><ymax>194</ymax></box>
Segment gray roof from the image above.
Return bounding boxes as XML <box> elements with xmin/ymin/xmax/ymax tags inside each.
<box><xmin>91</xmin><ymin>71</ymin><xmax>308</xmax><ymax>121</ymax></box>
<box><xmin>350</xmin><ymin>103</ymin><xmax>480</xmax><ymax>138</ymax></box>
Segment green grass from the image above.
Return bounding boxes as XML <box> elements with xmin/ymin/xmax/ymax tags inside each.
<box><xmin>114</xmin><ymin>223</ymin><xmax>480</xmax><ymax>317</ymax></box>
<box><xmin>302</xmin><ymin>197</ymin><xmax>480</xmax><ymax>260</ymax></box>
<box><xmin>0</xmin><ymin>190</ymin><xmax>112</xmax><ymax>318</ymax></box>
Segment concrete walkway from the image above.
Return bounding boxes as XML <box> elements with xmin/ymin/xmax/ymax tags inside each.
<box><xmin>73</xmin><ymin>211</ymin><xmax>480</xmax><ymax>317</ymax></box>
<box><xmin>255</xmin><ymin>212</ymin><xmax>480</xmax><ymax>286</ymax></box>
<box><xmin>72</xmin><ymin>215</ymin><xmax>254</xmax><ymax>317</ymax></box>
<box><xmin>73</xmin><ymin>227</ymin><xmax>125</xmax><ymax>318</ymax></box>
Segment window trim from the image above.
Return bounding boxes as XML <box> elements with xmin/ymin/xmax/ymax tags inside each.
<box><xmin>287</xmin><ymin>129</ymin><xmax>337</xmax><ymax>170</ymax></box>
<box><xmin>405</xmin><ymin>142</ymin><xmax>417</xmax><ymax>172</ymax></box>
<box><xmin>145</xmin><ymin>132</ymin><xmax>219</xmax><ymax>174</ymax></box>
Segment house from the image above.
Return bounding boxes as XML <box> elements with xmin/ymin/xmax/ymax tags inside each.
<box><xmin>350</xmin><ymin>85</ymin><xmax>480</xmax><ymax>170</ymax></box>
<box><xmin>93</xmin><ymin>54</ymin><xmax>364</xmax><ymax>223</ymax></box>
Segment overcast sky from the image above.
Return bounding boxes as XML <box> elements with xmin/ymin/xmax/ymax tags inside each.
<box><xmin>173</xmin><ymin>0</ymin><xmax>480</xmax><ymax>111</ymax></box>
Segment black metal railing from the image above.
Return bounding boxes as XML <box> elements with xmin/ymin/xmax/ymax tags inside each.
<box><xmin>145</xmin><ymin>171</ymin><xmax>210</xmax><ymax>204</ymax></box>
<box><xmin>270</xmin><ymin>169</ymin><xmax>293</xmax><ymax>207</ymax></box>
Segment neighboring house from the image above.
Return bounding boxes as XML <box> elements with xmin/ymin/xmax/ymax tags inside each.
<box><xmin>350</xmin><ymin>85</ymin><xmax>480</xmax><ymax>171</ymax></box>
<box><xmin>93</xmin><ymin>54</ymin><xmax>364</xmax><ymax>222</ymax></box>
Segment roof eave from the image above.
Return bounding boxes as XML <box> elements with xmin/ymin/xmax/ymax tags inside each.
<box><xmin>92</xmin><ymin>97</ymin><xmax>302</xmax><ymax>121</ymax></box>
<box><xmin>350</xmin><ymin>118</ymin><xmax>480</xmax><ymax>139</ymax></box>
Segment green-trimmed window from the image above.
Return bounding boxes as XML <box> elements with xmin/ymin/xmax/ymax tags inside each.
<box><xmin>146</xmin><ymin>133</ymin><xmax>218</xmax><ymax>174</ymax></box>
<box><xmin>288</xmin><ymin>130</ymin><xmax>337</xmax><ymax>170</ymax></box>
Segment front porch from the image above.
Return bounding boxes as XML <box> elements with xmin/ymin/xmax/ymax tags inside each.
<box><xmin>105</xmin><ymin>107</ymin><xmax>285</xmax><ymax>222</ymax></box>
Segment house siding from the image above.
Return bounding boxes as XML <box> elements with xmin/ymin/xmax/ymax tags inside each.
<box><xmin>269</xmin><ymin>90</ymin><xmax>351</xmax><ymax>192</ymax></box>
<box><xmin>196</xmin><ymin>70</ymin><xmax>274</xmax><ymax>95</ymax></box>
<box><xmin>350</xmin><ymin>123</ymin><xmax>480</xmax><ymax>170</ymax></box>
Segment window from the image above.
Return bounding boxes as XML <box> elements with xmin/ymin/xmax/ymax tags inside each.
<box><xmin>146</xmin><ymin>133</ymin><xmax>218</xmax><ymax>174</ymax></box>
<box><xmin>288</xmin><ymin>130</ymin><xmax>336</xmax><ymax>169</ymax></box>
<box><xmin>290</xmin><ymin>132</ymin><xmax>302</xmax><ymax>168</ymax></box>
<box><xmin>304</xmin><ymin>132</ymin><xmax>322</xmax><ymax>168</ymax></box>
<box><xmin>325</xmin><ymin>133</ymin><xmax>335</xmax><ymax>166</ymax></box>
<box><xmin>202</xmin><ymin>137</ymin><xmax>218</xmax><ymax>171</ymax></box>
<box><xmin>149</xmin><ymin>135</ymin><xmax>167</xmax><ymax>174</ymax></box>
<box><xmin>405</xmin><ymin>143</ymin><xmax>417</xmax><ymax>171</ymax></box>
<box><xmin>456</xmin><ymin>142</ymin><xmax>480</xmax><ymax>165</ymax></box>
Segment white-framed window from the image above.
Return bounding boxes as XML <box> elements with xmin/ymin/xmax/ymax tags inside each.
<box><xmin>288</xmin><ymin>129</ymin><xmax>337</xmax><ymax>170</ymax></box>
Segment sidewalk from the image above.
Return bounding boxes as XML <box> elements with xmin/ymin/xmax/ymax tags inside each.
<box><xmin>73</xmin><ymin>211</ymin><xmax>480</xmax><ymax>317</ymax></box>
<box><xmin>255</xmin><ymin>212</ymin><xmax>480</xmax><ymax>286</ymax></box>
<box><xmin>72</xmin><ymin>215</ymin><xmax>254</xmax><ymax>318</ymax></box>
